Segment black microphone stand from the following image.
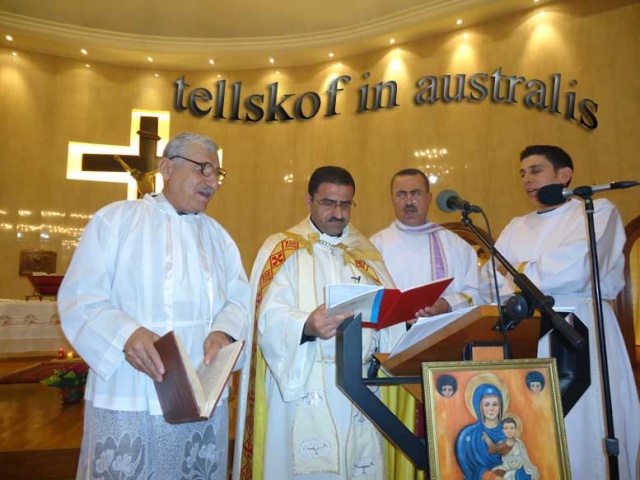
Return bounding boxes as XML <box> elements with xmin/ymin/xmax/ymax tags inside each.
<box><xmin>571</xmin><ymin>189</ymin><xmax>619</xmax><ymax>479</ymax></box>
<box><xmin>458</xmin><ymin>209</ymin><xmax>585</xmax><ymax>349</ymax></box>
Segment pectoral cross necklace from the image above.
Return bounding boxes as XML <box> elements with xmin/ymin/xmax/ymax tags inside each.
<box><xmin>318</xmin><ymin>239</ymin><xmax>337</xmax><ymax>255</ymax></box>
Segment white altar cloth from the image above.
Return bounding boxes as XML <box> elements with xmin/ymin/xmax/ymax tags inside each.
<box><xmin>0</xmin><ymin>299</ymin><xmax>71</xmax><ymax>354</ymax></box>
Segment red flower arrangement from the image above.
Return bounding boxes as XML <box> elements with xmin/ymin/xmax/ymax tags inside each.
<box><xmin>41</xmin><ymin>362</ymin><xmax>89</xmax><ymax>403</ymax></box>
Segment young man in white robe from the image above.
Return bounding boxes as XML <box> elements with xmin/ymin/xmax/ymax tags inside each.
<box><xmin>481</xmin><ymin>144</ymin><xmax>639</xmax><ymax>480</ymax></box>
<box><xmin>234</xmin><ymin>166</ymin><xmax>407</xmax><ymax>480</ymax></box>
<box><xmin>58</xmin><ymin>132</ymin><xmax>250</xmax><ymax>480</ymax></box>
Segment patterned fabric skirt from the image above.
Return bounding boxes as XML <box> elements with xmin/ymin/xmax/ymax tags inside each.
<box><xmin>76</xmin><ymin>400</ymin><xmax>229</xmax><ymax>480</ymax></box>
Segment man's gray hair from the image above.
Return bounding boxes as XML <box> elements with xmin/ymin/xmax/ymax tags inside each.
<box><xmin>163</xmin><ymin>132</ymin><xmax>218</xmax><ymax>159</ymax></box>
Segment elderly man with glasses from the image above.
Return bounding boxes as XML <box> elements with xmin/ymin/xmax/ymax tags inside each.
<box><xmin>58</xmin><ymin>132</ymin><xmax>249</xmax><ymax>480</ymax></box>
<box><xmin>235</xmin><ymin>166</ymin><xmax>406</xmax><ymax>480</ymax></box>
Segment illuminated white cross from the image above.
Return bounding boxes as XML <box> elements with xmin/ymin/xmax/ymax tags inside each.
<box><xmin>66</xmin><ymin>109</ymin><xmax>171</xmax><ymax>200</ymax></box>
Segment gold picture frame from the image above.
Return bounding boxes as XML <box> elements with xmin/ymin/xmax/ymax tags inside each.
<box><xmin>421</xmin><ymin>358</ymin><xmax>570</xmax><ymax>480</ymax></box>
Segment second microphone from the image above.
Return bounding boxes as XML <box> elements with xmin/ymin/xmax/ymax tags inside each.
<box><xmin>436</xmin><ymin>190</ymin><xmax>483</xmax><ymax>214</ymax></box>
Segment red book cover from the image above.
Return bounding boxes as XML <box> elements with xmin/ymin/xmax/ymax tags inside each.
<box><xmin>362</xmin><ymin>277</ymin><xmax>453</xmax><ymax>330</ymax></box>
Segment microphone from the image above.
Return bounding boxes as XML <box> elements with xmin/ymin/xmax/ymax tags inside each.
<box><xmin>436</xmin><ymin>190</ymin><xmax>483</xmax><ymax>214</ymax></box>
<box><xmin>538</xmin><ymin>181</ymin><xmax>639</xmax><ymax>205</ymax></box>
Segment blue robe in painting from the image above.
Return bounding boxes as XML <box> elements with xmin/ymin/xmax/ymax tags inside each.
<box><xmin>454</xmin><ymin>383</ymin><xmax>534</xmax><ymax>480</ymax></box>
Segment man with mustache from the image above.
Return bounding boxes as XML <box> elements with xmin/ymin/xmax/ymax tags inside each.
<box><xmin>369</xmin><ymin>168</ymin><xmax>481</xmax><ymax>477</ymax></box>
<box><xmin>59</xmin><ymin>132</ymin><xmax>250</xmax><ymax>479</ymax></box>
<box><xmin>370</xmin><ymin>168</ymin><xmax>479</xmax><ymax>319</ymax></box>
<box><xmin>236</xmin><ymin>166</ymin><xmax>405</xmax><ymax>479</ymax></box>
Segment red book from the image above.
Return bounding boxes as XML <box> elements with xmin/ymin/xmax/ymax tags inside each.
<box><xmin>325</xmin><ymin>277</ymin><xmax>453</xmax><ymax>330</ymax></box>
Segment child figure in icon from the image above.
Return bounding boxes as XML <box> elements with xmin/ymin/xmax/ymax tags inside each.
<box><xmin>437</xmin><ymin>374</ymin><xmax>458</xmax><ymax>398</ymax></box>
<box><xmin>525</xmin><ymin>371</ymin><xmax>545</xmax><ymax>393</ymax></box>
<box><xmin>483</xmin><ymin>416</ymin><xmax>539</xmax><ymax>480</ymax></box>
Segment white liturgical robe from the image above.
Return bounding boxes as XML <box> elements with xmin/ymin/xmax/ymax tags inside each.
<box><xmin>482</xmin><ymin>198</ymin><xmax>640</xmax><ymax>480</ymax></box>
<box><xmin>370</xmin><ymin>220</ymin><xmax>480</xmax><ymax>310</ymax></box>
<box><xmin>59</xmin><ymin>193</ymin><xmax>250</xmax><ymax>413</ymax></box>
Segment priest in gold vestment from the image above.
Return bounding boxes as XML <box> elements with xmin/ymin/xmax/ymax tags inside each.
<box><xmin>234</xmin><ymin>166</ymin><xmax>407</xmax><ymax>480</ymax></box>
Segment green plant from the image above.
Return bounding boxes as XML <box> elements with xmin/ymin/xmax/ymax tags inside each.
<box><xmin>41</xmin><ymin>363</ymin><xmax>89</xmax><ymax>388</ymax></box>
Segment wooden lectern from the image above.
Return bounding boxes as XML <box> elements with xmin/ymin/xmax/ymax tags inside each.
<box><xmin>380</xmin><ymin>305</ymin><xmax>540</xmax><ymax>399</ymax></box>
<box><xmin>384</xmin><ymin>306</ymin><xmax>538</xmax><ymax>373</ymax></box>
<box><xmin>25</xmin><ymin>273</ymin><xmax>65</xmax><ymax>301</ymax></box>
<box><xmin>336</xmin><ymin>308</ymin><xmax>588</xmax><ymax>473</ymax></box>
<box><xmin>18</xmin><ymin>249</ymin><xmax>64</xmax><ymax>301</ymax></box>
<box><xmin>337</xmin><ymin>308</ymin><xmax>541</xmax><ymax>472</ymax></box>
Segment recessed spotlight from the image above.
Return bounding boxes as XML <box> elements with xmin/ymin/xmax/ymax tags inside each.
<box><xmin>154</xmin><ymin>73</ymin><xmax>159</xmax><ymax>78</ymax></box>
<box><xmin>456</xmin><ymin>19</ymin><xmax>463</xmax><ymax>25</ymax></box>
<box><xmin>147</xmin><ymin>56</ymin><xmax>153</xmax><ymax>63</ymax></box>
<box><xmin>209</xmin><ymin>59</ymin><xmax>215</xmax><ymax>65</ymax></box>
<box><xmin>269</xmin><ymin>57</ymin><xmax>275</xmax><ymax>64</ymax></box>
<box><xmin>85</xmin><ymin>64</ymin><xmax>90</xmax><ymax>68</ymax></box>
<box><xmin>389</xmin><ymin>38</ymin><xmax>396</xmax><ymax>45</ymax></box>
<box><xmin>80</xmin><ymin>48</ymin><xmax>88</xmax><ymax>55</ymax></box>
<box><xmin>12</xmin><ymin>51</ymin><xmax>17</xmax><ymax>57</ymax></box>
<box><xmin>217</xmin><ymin>74</ymin><xmax>221</xmax><ymax>78</ymax></box>
<box><xmin>328</xmin><ymin>52</ymin><xmax>334</xmax><ymax>58</ymax></box>
<box><xmin>5</xmin><ymin>35</ymin><xmax>13</xmax><ymax>42</ymax></box>
<box><xmin>534</xmin><ymin>0</ymin><xmax>540</xmax><ymax>3</ymax></box>
<box><xmin>338</xmin><ymin>62</ymin><xmax>343</xmax><ymax>67</ymax></box>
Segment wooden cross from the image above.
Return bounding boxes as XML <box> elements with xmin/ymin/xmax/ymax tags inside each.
<box><xmin>66</xmin><ymin>110</ymin><xmax>171</xmax><ymax>199</ymax></box>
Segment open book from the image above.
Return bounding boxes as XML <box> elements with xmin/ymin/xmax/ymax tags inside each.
<box><xmin>153</xmin><ymin>331</ymin><xmax>244</xmax><ymax>424</ymax></box>
<box><xmin>388</xmin><ymin>305</ymin><xmax>478</xmax><ymax>358</ymax></box>
<box><xmin>325</xmin><ymin>277</ymin><xmax>453</xmax><ymax>330</ymax></box>
<box><xmin>382</xmin><ymin>305</ymin><xmax>542</xmax><ymax>380</ymax></box>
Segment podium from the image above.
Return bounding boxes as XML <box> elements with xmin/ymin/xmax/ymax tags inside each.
<box><xmin>383</xmin><ymin>305</ymin><xmax>538</xmax><ymax>376</ymax></box>
<box><xmin>25</xmin><ymin>274</ymin><xmax>64</xmax><ymax>301</ymax></box>
<box><xmin>336</xmin><ymin>307</ymin><xmax>589</xmax><ymax>474</ymax></box>
<box><xmin>18</xmin><ymin>249</ymin><xmax>63</xmax><ymax>301</ymax></box>
<box><xmin>374</xmin><ymin>305</ymin><xmax>538</xmax><ymax>401</ymax></box>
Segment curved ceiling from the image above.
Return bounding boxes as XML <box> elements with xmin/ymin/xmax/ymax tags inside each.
<box><xmin>0</xmin><ymin>0</ymin><xmax>549</xmax><ymax>70</ymax></box>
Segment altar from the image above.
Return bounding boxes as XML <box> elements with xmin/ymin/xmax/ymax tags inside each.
<box><xmin>0</xmin><ymin>300</ymin><xmax>70</xmax><ymax>355</ymax></box>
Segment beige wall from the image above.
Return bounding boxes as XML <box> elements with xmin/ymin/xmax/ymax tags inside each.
<box><xmin>0</xmin><ymin>0</ymin><xmax>638</xmax><ymax>299</ymax></box>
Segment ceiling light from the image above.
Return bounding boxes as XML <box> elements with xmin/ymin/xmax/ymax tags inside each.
<box><xmin>85</xmin><ymin>64</ymin><xmax>90</xmax><ymax>68</ymax></box>
<box><xmin>534</xmin><ymin>0</ymin><xmax>540</xmax><ymax>3</ymax></box>
<box><xmin>208</xmin><ymin>59</ymin><xmax>215</xmax><ymax>65</ymax></box>
<box><xmin>328</xmin><ymin>52</ymin><xmax>334</xmax><ymax>58</ymax></box>
<box><xmin>80</xmin><ymin>48</ymin><xmax>88</xmax><ymax>55</ymax></box>
<box><xmin>154</xmin><ymin>73</ymin><xmax>159</xmax><ymax>78</ymax></box>
<box><xmin>217</xmin><ymin>74</ymin><xmax>221</xmax><ymax>78</ymax></box>
<box><xmin>275</xmin><ymin>70</ymin><xmax>280</xmax><ymax>75</ymax></box>
<box><xmin>389</xmin><ymin>38</ymin><xmax>396</xmax><ymax>45</ymax></box>
<box><xmin>147</xmin><ymin>56</ymin><xmax>153</xmax><ymax>63</ymax></box>
<box><xmin>5</xmin><ymin>35</ymin><xmax>13</xmax><ymax>42</ymax></box>
<box><xmin>456</xmin><ymin>19</ymin><xmax>463</xmax><ymax>25</ymax></box>
<box><xmin>269</xmin><ymin>57</ymin><xmax>275</xmax><ymax>64</ymax></box>
<box><xmin>539</xmin><ymin>11</ymin><xmax>545</xmax><ymax>17</ymax></box>
<box><xmin>12</xmin><ymin>51</ymin><xmax>17</xmax><ymax>57</ymax></box>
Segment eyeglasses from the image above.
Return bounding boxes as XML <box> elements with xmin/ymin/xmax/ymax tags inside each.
<box><xmin>314</xmin><ymin>198</ymin><xmax>356</xmax><ymax>209</ymax></box>
<box><xmin>169</xmin><ymin>155</ymin><xmax>227</xmax><ymax>183</ymax></box>
<box><xmin>394</xmin><ymin>190</ymin><xmax>424</xmax><ymax>201</ymax></box>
